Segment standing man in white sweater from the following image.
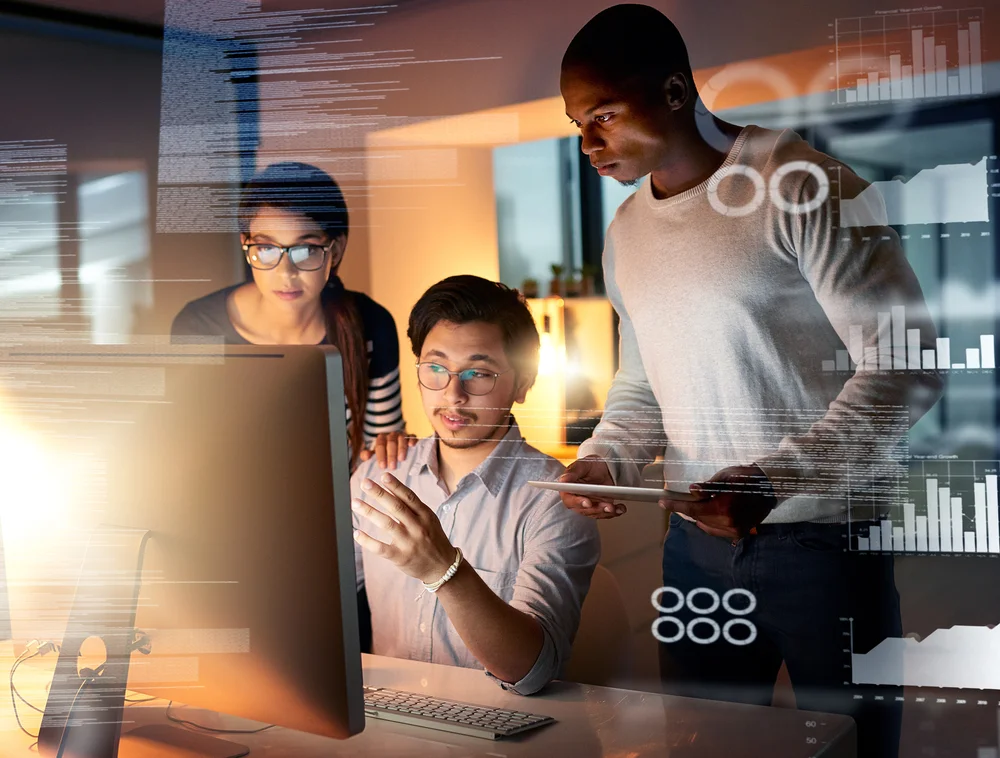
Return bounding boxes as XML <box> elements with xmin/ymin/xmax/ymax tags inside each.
<box><xmin>558</xmin><ymin>5</ymin><xmax>943</xmax><ymax>757</ymax></box>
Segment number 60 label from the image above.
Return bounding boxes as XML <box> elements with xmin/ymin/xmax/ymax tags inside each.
<box><xmin>651</xmin><ymin>587</ymin><xmax>757</xmax><ymax>646</ymax></box>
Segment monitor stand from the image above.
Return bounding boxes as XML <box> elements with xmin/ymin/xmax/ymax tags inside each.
<box><xmin>119</xmin><ymin>724</ymin><xmax>247</xmax><ymax>757</ymax></box>
<box><xmin>37</xmin><ymin>526</ymin><xmax>255</xmax><ymax>758</ymax></box>
<box><xmin>38</xmin><ymin>525</ymin><xmax>151</xmax><ymax>758</ymax></box>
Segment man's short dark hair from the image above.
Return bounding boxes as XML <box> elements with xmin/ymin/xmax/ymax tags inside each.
<box><xmin>408</xmin><ymin>276</ymin><xmax>540</xmax><ymax>384</ymax></box>
<box><xmin>562</xmin><ymin>4</ymin><xmax>694</xmax><ymax>99</ymax></box>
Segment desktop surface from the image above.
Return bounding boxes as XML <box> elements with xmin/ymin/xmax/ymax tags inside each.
<box><xmin>1</xmin><ymin>649</ymin><xmax>855</xmax><ymax>757</ymax></box>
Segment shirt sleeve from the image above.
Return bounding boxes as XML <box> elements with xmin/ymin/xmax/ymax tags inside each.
<box><xmin>350</xmin><ymin>467</ymin><xmax>367</xmax><ymax>593</ymax></box>
<box><xmin>754</xmin><ymin>150</ymin><xmax>944</xmax><ymax>500</ymax></box>
<box><xmin>170</xmin><ymin>303</ymin><xmax>209</xmax><ymax>342</ymax></box>
<box><xmin>577</xmin><ymin>230</ymin><xmax>670</xmax><ymax>487</ymax></box>
<box><xmin>361</xmin><ymin>300</ymin><xmax>405</xmax><ymax>442</ymax></box>
<box><xmin>170</xmin><ymin>292</ymin><xmax>231</xmax><ymax>345</ymax></box>
<box><xmin>484</xmin><ymin>497</ymin><xmax>601</xmax><ymax>695</ymax></box>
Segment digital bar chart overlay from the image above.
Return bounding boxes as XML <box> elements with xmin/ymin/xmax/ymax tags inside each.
<box><xmin>821</xmin><ymin>305</ymin><xmax>995</xmax><ymax>373</ymax></box>
<box><xmin>852</xmin><ymin>622</ymin><xmax>1000</xmax><ymax>690</ymax></box>
<box><xmin>853</xmin><ymin>461</ymin><xmax>1000</xmax><ymax>554</ymax></box>
<box><xmin>839</xmin><ymin>157</ymin><xmax>991</xmax><ymax>227</ymax></box>
<box><xmin>835</xmin><ymin>8</ymin><xmax>985</xmax><ymax>105</ymax></box>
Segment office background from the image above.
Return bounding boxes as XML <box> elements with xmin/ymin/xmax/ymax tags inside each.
<box><xmin>0</xmin><ymin>1</ymin><xmax>998</xmax><ymax>755</ymax></box>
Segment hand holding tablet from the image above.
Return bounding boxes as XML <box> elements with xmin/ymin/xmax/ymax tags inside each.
<box><xmin>528</xmin><ymin>480</ymin><xmax>708</xmax><ymax>503</ymax></box>
<box><xmin>535</xmin><ymin>454</ymin><xmax>713</xmax><ymax>520</ymax></box>
<box><xmin>529</xmin><ymin>455</ymin><xmax>711</xmax><ymax>519</ymax></box>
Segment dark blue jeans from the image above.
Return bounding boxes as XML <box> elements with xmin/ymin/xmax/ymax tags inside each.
<box><xmin>659</xmin><ymin>514</ymin><xmax>902</xmax><ymax>758</ymax></box>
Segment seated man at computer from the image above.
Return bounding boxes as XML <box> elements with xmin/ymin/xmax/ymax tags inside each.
<box><xmin>351</xmin><ymin>275</ymin><xmax>600</xmax><ymax>696</ymax></box>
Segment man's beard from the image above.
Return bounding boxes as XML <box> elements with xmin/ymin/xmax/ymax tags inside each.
<box><xmin>437</xmin><ymin>411</ymin><xmax>511</xmax><ymax>450</ymax></box>
<box><xmin>618</xmin><ymin>177</ymin><xmax>640</xmax><ymax>188</ymax></box>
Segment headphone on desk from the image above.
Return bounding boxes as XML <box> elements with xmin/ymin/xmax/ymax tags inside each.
<box><xmin>54</xmin><ymin>630</ymin><xmax>153</xmax><ymax>758</ymax></box>
<box><xmin>76</xmin><ymin>629</ymin><xmax>151</xmax><ymax>681</ymax></box>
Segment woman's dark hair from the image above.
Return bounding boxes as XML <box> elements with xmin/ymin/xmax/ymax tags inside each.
<box><xmin>562</xmin><ymin>4</ymin><xmax>694</xmax><ymax>103</ymax></box>
<box><xmin>407</xmin><ymin>276</ymin><xmax>540</xmax><ymax>386</ymax></box>
<box><xmin>239</xmin><ymin>162</ymin><xmax>368</xmax><ymax>466</ymax></box>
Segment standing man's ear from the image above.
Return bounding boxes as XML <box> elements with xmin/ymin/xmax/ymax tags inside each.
<box><xmin>664</xmin><ymin>73</ymin><xmax>691</xmax><ymax>111</ymax></box>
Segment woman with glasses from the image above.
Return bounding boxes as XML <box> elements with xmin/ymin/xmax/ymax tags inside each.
<box><xmin>171</xmin><ymin>161</ymin><xmax>411</xmax><ymax>470</ymax></box>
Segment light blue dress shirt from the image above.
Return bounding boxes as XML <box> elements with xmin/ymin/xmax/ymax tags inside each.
<box><xmin>352</xmin><ymin>418</ymin><xmax>601</xmax><ymax>695</ymax></box>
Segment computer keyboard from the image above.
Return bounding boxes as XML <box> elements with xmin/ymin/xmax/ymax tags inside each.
<box><xmin>363</xmin><ymin>685</ymin><xmax>555</xmax><ymax>740</ymax></box>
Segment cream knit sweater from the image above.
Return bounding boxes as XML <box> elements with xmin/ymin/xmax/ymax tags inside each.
<box><xmin>578</xmin><ymin>125</ymin><xmax>943</xmax><ymax>523</ymax></box>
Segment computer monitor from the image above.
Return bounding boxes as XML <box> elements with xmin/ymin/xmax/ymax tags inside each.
<box><xmin>25</xmin><ymin>345</ymin><xmax>364</xmax><ymax>755</ymax></box>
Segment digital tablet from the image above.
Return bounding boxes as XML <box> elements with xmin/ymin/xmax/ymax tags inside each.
<box><xmin>527</xmin><ymin>481</ymin><xmax>706</xmax><ymax>503</ymax></box>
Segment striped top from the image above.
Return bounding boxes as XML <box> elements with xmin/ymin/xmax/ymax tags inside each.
<box><xmin>346</xmin><ymin>365</ymin><xmax>404</xmax><ymax>444</ymax></box>
<box><xmin>170</xmin><ymin>277</ymin><xmax>405</xmax><ymax>450</ymax></box>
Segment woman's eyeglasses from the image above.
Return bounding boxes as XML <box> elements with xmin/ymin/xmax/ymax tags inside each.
<box><xmin>416</xmin><ymin>362</ymin><xmax>512</xmax><ymax>396</ymax></box>
<box><xmin>244</xmin><ymin>242</ymin><xmax>330</xmax><ymax>271</ymax></box>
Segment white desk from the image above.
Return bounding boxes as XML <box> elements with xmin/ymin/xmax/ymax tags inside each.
<box><xmin>1</xmin><ymin>653</ymin><xmax>855</xmax><ymax>757</ymax></box>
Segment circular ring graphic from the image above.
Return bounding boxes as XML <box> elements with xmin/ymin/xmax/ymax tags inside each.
<box><xmin>695</xmin><ymin>62</ymin><xmax>798</xmax><ymax>152</ymax></box>
<box><xmin>707</xmin><ymin>165</ymin><xmax>766</xmax><ymax>218</ymax></box>
<box><xmin>723</xmin><ymin>619</ymin><xmax>758</xmax><ymax>646</ymax></box>
<box><xmin>652</xmin><ymin>616</ymin><xmax>685</xmax><ymax>644</ymax></box>
<box><xmin>651</xmin><ymin>586</ymin><xmax>685</xmax><ymax>614</ymax></box>
<box><xmin>686</xmin><ymin>617</ymin><xmax>721</xmax><ymax>645</ymax></box>
<box><xmin>769</xmin><ymin>160</ymin><xmax>830</xmax><ymax>215</ymax></box>
<box><xmin>722</xmin><ymin>588</ymin><xmax>757</xmax><ymax>616</ymax></box>
<box><xmin>686</xmin><ymin>587</ymin><xmax>721</xmax><ymax>615</ymax></box>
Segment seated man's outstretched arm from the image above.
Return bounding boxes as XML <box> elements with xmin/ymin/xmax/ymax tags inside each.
<box><xmin>352</xmin><ymin>473</ymin><xmax>599</xmax><ymax>693</ymax></box>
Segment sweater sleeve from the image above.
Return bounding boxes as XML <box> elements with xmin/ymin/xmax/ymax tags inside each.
<box><xmin>360</xmin><ymin>299</ymin><xmax>405</xmax><ymax>442</ymax></box>
<box><xmin>576</xmin><ymin>230</ymin><xmax>669</xmax><ymax>487</ymax></box>
<box><xmin>170</xmin><ymin>303</ymin><xmax>209</xmax><ymax>342</ymax></box>
<box><xmin>170</xmin><ymin>288</ymin><xmax>235</xmax><ymax>344</ymax></box>
<box><xmin>754</xmin><ymin>150</ymin><xmax>944</xmax><ymax>501</ymax></box>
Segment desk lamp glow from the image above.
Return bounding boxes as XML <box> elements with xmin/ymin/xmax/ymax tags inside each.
<box><xmin>0</xmin><ymin>415</ymin><xmax>80</xmax><ymax>645</ymax></box>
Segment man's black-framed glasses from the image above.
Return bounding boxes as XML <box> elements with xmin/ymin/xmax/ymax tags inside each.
<box><xmin>416</xmin><ymin>362</ymin><xmax>512</xmax><ymax>396</ymax></box>
<box><xmin>243</xmin><ymin>242</ymin><xmax>330</xmax><ymax>271</ymax></box>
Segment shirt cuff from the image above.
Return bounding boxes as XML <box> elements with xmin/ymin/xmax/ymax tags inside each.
<box><xmin>483</xmin><ymin>622</ymin><xmax>558</xmax><ymax>696</ymax></box>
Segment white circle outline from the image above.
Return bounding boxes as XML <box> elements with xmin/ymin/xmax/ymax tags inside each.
<box><xmin>769</xmin><ymin>160</ymin><xmax>830</xmax><ymax>215</ymax></box>
<box><xmin>686</xmin><ymin>617</ymin><xmax>722</xmax><ymax>645</ymax></box>
<box><xmin>722</xmin><ymin>588</ymin><xmax>757</xmax><ymax>616</ymax></box>
<box><xmin>685</xmin><ymin>587</ymin><xmax>721</xmax><ymax>615</ymax></box>
<box><xmin>723</xmin><ymin>619</ymin><xmax>758</xmax><ymax>646</ymax></box>
<box><xmin>651</xmin><ymin>586</ymin><xmax>685</xmax><ymax>614</ymax></box>
<box><xmin>707</xmin><ymin>165</ymin><xmax>766</xmax><ymax>218</ymax></box>
<box><xmin>694</xmin><ymin>62</ymin><xmax>798</xmax><ymax>152</ymax></box>
<box><xmin>652</xmin><ymin>616</ymin><xmax>685</xmax><ymax>644</ymax></box>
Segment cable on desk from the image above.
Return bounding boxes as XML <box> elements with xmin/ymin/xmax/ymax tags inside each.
<box><xmin>9</xmin><ymin>640</ymin><xmax>60</xmax><ymax>739</ymax></box>
<box><xmin>12</xmin><ymin>654</ymin><xmax>44</xmax><ymax>714</ymax></box>
<box><xmin>124</xmin><ymin>695</ymin><xmax>160</xmax><ymax>704</ymax></box>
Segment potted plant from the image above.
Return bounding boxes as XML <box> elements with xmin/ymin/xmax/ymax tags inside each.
<box><xmin>579</xmin><ymin>263</ymin><xmax>600</xmax><ymax>296</ymax></box>
<box><xmin>549</xmin><ymin>264</ymin><xmax>564</xmax><ymax>298</ymax></box>
<box><xmin>521</xmin><ymin>278</ymin><xmax>539</xmax><ymax>298</ymax></box>
<box><xmin>564</xmin><ymin>270</ymin><xmax>581</xmax><ymax>298</ymax></box>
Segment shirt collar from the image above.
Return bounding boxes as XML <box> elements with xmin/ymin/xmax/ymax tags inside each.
<box><xmin>415</xmin><ymin>416</ymin><xmax>525</xmax><ymax>498</ymax></box>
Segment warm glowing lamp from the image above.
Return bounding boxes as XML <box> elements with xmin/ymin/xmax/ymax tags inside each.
<box><xmin>0</xmin><ymin>405</ymin><xmax>81</xmax><ymax>645</ymax></box>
